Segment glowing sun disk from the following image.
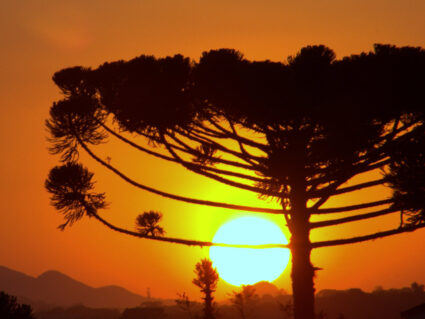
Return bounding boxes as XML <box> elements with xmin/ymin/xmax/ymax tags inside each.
<box><xmin>209</xmin><ymin>216</ymin><xmax>290</xmax><ymax>286</ymax></box>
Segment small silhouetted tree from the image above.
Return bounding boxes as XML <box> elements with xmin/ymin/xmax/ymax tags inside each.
<box><xmin>410</xmin><ymin>282</ymin><xmax>425</xmax><ymax>294</ymax></box>
<box><xmin>0</xmin><ymin>291</ymin><xmax>34</xmax><ymax>319</ymax></box>
<box><xmin>192</xmin><ymin>259</ymin><xmax>218</xmax><ymax>319</ymax></box>
<box><xmin>45</xmin><ymin>44</ymin><xmax>425</xmax><ymax>319</ymax></box>
<box><xmin>230</xmin><ymin>285</ymin><xmax>259</xmax><ymax>319</ymax></box>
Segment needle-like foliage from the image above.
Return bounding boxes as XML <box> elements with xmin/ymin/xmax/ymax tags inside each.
<box><xmin>135</xmin><ymin>211</ymin><xmax>165</xmax><ymax>237</ymax></box>
<box><xmin>45</xmin><ymin>162</ymin><xmax>107</xmax><ymax>230</ymax></box>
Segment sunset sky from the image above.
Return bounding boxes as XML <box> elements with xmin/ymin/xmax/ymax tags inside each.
<box><xmin>1</xmin><ymin>0</ymin><xmax>425</xmax><ymax>301</ymax></box>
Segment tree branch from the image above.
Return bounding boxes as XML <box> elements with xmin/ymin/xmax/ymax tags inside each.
<box><xmin>310</xmin><ymin>178</ymin><xmax>387</xmax><ymax>198</ymax></box>
<box><xmin>227</xmin><ymin>118</ymin><xmax>260</xmax><ymax>167</ymax></box>
<box><xmin>173</xmin><ymin>127</ymin><xmax>265</xmax><ymax>167</ymax></box>
<box><xmin>207</xmin><ymin>117</ymin><xmax>269</xmax><ymax>151</ymax></box>
<box><xmin>76</xmin><ymin>137</ymin><xmax>285</xmax><ymax>214</ymax></box>
<box><xmin>312</xmin><ymin>223</ymin><xmax>425</xmax><ymax>248</ymax></box>
<box><xmin>164</xmin><ymin>132</ymin><xmax>259</xmax><ymax>171</ymax></box>
<box><xmin>313</xmin><ymin>199</ymin><xmax>393</xmax><ymax>214</ymax></box>
<box><xmin>102</xmin><ymin>123</ymin><xmax>266</xmax><ymax>183</ymax></box>
<box><xmin>310</xmin><ymin>207</ymin><xmax>399</xmax><ymax>228</ymax></box>
<box><xmin>308</xmin><ymin>159</ymin><xmax>391</xmax><ymax>210</ymax></box>
<box><xmin>161</xmin><ymin>133</ymin><xmax>282</xmax><ymax>198</ymax></box>
<box><xmin>93</xmin><ymin>213</ymin><xmax>289</xmax><ymax>248</ymax></box>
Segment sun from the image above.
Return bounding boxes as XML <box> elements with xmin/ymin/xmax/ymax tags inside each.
<box><xmin>209</xmin><ymin>216</ymin><xmax>290</xmax><ymax>286</ymax></box>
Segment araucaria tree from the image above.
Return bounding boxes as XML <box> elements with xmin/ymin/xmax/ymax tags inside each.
<box><xmin>193</xmin><ymin>259</ymin><xmax>219</xmax><ymax>319</ymax></box>
<box><xmin>45</xmin><ymin>44</ymin><xmax>425</xmax><ymax>319</ymax></box>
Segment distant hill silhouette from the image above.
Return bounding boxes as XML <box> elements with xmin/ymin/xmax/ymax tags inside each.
<box><xmin>315</xmin><ymin>285</ymin><xmax>425</xmax><ymax>319</ymax></box>
<box><xmin>2</xmin><ymin>265</ymin><xmax>425</xmax><ymax>318</ymax></box>
<box><xmin>0</xmin><ymin>266</ymin><xmax>146</xmax><ymax>309</ymax></box>
<box><xmin>251</xmin><ymin>281</ymin><xmax>287</xmax><ymax>296</ymax></box>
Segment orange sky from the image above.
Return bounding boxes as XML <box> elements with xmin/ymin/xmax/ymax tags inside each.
<box><xmin>1</xmin><ymin>0</ymin><xmax>425</xmax><ymax>301</ymax></box>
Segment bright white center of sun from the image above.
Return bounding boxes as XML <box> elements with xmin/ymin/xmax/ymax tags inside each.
<box><xmin>209</xmin><ymin>216</ymin><xmax>290</xmax><ymax>286</ymax></box>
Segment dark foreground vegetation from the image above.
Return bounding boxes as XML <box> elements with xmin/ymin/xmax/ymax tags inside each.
<box><xmin>4</xmin><ymin>282</ymin><xmax>421</xmax><ymax>319</ymax></box>
<box><xmin>0</xmin><ymin>291</ymin><xmax>34</xmax><ymax>319</ymax></box>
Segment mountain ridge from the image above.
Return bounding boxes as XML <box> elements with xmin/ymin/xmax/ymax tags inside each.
<box><xmin>0</xmin><ymin>265</ymin><xmax>146</xmax><ymax>309</ymax></box>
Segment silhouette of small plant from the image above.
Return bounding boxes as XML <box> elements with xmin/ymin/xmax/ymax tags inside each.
<box><xmin>135</xmin><ymin>211</ymin><xmax>165</xmax><ymax>236</ymax></box>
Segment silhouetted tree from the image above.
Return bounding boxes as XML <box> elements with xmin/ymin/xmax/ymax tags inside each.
<box><xmin>410</xmin><ymin>282</ymin><xmax>425</xmax><ymax>294</ymax></box>
<box><xmin>45</xmin><ymin>44</ymin><xmax>425</xmax><ymax>319</ymax></box>
<box><xmin>0</xmin><ymin>291</ymin><xmax>34</xmax><ymax>319</ymax></box>
<box><xmin>230</xmin><ymin>285</ymin><xmax>259</xmax><ymax>319</ymax></box>
<box><xmin>193</xmin><ymin>259</ymin><xmax>218</xmax><ymax>319</ymax></box>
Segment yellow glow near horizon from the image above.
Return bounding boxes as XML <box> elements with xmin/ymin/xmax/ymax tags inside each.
<box><xmin>209</xmin><ymin>216</ymin><xmax>290</xmax><ymax>286</ymax></box>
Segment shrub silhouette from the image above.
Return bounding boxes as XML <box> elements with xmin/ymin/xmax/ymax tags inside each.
<box><xmin>0</xmin><ymin>291</ymin><xmax>34</xmax><ymax>319</ymax></box>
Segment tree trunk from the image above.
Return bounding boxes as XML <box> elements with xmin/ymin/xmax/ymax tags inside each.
<box><xmin>291</xmin><ymin>237</ymin><xmax>315</xmax><ymax>319</ymax></box>
<box><xmin>203</xmin><ymin>289</ymin><xmax>214</xmax><ymax>319</ymax></box>
<box><xmin>289</xmin><ymin>188</ymin><xmax>315</xmax><ymax>319</ymax></box>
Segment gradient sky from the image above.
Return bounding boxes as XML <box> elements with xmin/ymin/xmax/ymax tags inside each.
<box><xmin>1</xmin><ymin>0</ymin><xmax>425</xmax><ymax>301</ymax></box>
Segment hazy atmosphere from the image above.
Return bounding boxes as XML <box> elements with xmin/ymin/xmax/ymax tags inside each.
<box><xmin>1</xmin><ymin>0</ymin><xmax>425</xmax><ymax>308</ymax></box>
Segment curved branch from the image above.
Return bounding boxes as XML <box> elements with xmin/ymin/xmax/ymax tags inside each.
<box><xmin>313</xmin><ymin>199</ymin><xmax>393</xmax><ymax>214</ymax></box>
<box><xmin>310</xmin><ymin>207</ymin><xmax>399</xmax><ymax>229</ymax></box>
<box><xmin>310</xmin><ymin>178</ymin><xmax>386</xmax><ymax>198</ymax></box>
<box><xmin>306</xmin><ymin>156</ymin><xmax>391</xmax><ymax>191</ymax></box>
<box><xmin>312</xmin><ymin>223</ymin><xmax>425</xmax><ymax>248</ymax></box>
<box><xmin>207</xmin><ymin>117</ymin><xmax>269</xmax><ymax>151</ymax></box>
<box><xmin>309</xmin><ymin>159</ymin><xmax>391</xmax><ymax>210</ymax></box>
<box><xmin>173</xmin><ymin>127</ymin><xmax>265</xmax><ymax>167</ymax></box>
<box><xmin>162</xmin><ymin>133</ymin><xmax>282</xmax><ymax>198</ymax></box>
<box><xmin>102</xmin><ymin>123</ymin><xmax>266</xmax><ymax>183</ymax></box>
<box><xmin>76</xmin><ymin>137</ymin><xmax>284</xmax><ymax>214</ymax></box>
<box><xmin>164</xmin><ymin>132</ymin><xmax>258</xmax><ymax>171</ymax></box>
<box><xmin>190</xmin><ymin>122</ymin><xmax>230</xmax><ymax>139</ymax></box>
<box><xmin>92</xmin><ymin>213</ymin><xmax>289</xmax><ymax>248</ymax></box>
<box><xmin>227</xmin><ymin>119</ymin><xmax>260</xmax><ymax>167</ymax></box>
<box><xmin>102</xmin><ymin>123</ymin><xmax>177</xmax><ymax>162</ymax></box>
